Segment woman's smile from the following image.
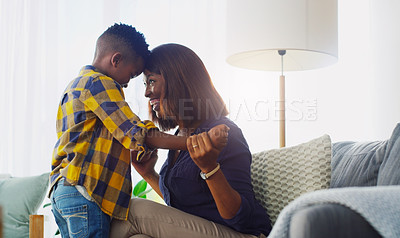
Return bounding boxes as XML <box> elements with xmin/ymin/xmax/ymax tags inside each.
<box><xmin>150</xmin><ymin>98</ymin><xmax>160</xmax><ymax>112</ymax></box>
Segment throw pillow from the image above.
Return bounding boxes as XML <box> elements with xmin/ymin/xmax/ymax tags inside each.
<box><xmin>251</xmin><ymin>135</ymin><xmax>331</xmax><ymax>225</ymax></box>
<box><xmin>378</xmin><ymin>123</ymin><xmax>400</xmax><ymax>185</ymax></box>
<box><xmin>330</xmin><ymin>140</ymin><xmax>387</xmax><ymax>188</ymax></box>
<box><xmin>0</xmin><ymin>172</ymin><xmax>50</xmax><ymax>238</ymax></box>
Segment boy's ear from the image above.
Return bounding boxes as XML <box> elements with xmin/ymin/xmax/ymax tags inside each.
<box><xmin>111</xmin><ymin>52</ymin><xmax>123</xmax><ymax>67</ymax></box>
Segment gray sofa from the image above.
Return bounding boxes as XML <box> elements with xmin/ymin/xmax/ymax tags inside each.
<box><xmin>280</xmin><ymin>123</ymin><xmax>400</xmax><ymax>238</ymax></box>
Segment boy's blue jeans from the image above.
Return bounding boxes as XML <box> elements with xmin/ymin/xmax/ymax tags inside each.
<box><xmin>50</xmin><ymin>179</ymin><xmax>111</xmax><ymax>238</ymax></box>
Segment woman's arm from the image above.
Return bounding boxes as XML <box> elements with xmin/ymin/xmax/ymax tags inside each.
<box><xmin>131</xmin><ymin>150</ymin><xmax>163</xmax><ymax>198</ymax></box>
<box><xmin>187</xmin><ymin>131</ymin><xmax>242</xmax><ymax>219</ymax></box>
<box><xmin>143</xmin><ymin>171</ymin><xmax>162</xmax><ymax>198</ymax></box>
<box><xmin>204</xmin><ymin>168</ymin><xmax>242</xmax><ymax>219</ymax></box>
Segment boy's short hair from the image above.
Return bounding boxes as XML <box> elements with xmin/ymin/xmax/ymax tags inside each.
<box><xmin>95</xmin><ymin>23</ymin><xmax>150</xmax><ymax>61</ymax></box>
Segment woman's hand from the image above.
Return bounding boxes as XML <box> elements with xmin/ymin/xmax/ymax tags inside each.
<box><xmin>187</xmin><ymin>132</ymin><xmax>224</xmax><ymax>173</ymax></box>
<box><xmin>131</xmin><ymin>149</ymin><xmax>158</xmax><ymax>178</ymax></box>
<box><xmin>207</xmin><ymin>124</ymin><xmax>230</xmax><ymax>151</ymax></box>
<box><xmin>131</xmin><ymin>149</ymin><xmax>163</xmax><ymax>198</ymax></box>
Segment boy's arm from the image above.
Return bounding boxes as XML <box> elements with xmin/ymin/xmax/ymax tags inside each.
<box><xmin>145</xmin><ymin>124</ymin><xmax>230</xmax><ymax>151</ymax></box>
<box><xmin>145</xmin><ymin>129</ymin><xmax>188</xmax><ymax>151</ymax></box>
<box><xmin>81</xmin><ymin>77</ymin><xmax>157</xmax><ymax>150</ymax></box>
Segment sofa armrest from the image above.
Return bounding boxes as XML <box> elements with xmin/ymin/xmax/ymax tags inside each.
<box><xmin>29</xmin><ymin>215</ymin><xmax>44</xmax><ymax>238</ymax></box>
<box><xmin>268</xmin><ymin>186</ymin><xmax>400</xmax><ymax>238</ymax></box>
<box><xmin>289</xmin><ymin>203</ymin><xmax>381</xmax><ymax>238</ymax></box>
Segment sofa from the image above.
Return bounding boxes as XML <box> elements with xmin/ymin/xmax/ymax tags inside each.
<box><xmin>0</xmin><ymin>173</ymin><xmax>50</xmax><ymax>238</ymax></box>
<box><xmin>252</xmin><ymin>123</ymin><xmax>400</xmax><ymax>238</ymax></box>
<box><xmin>1</xmin><ymin>124</ymin><xmax>399</xmax><ymax>238</ymax></box>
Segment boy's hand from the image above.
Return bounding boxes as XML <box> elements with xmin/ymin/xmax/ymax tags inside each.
<box><xmin>207</xmin><ymin>124</ymin><xmax>230</xmax><ymax>151</ymax></box>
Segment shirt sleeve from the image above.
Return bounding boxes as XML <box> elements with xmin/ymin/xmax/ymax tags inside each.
<box><xmin>80</xmin><ymin>76</ymin><xmax>157</xmax><ymax>157</ymax></box>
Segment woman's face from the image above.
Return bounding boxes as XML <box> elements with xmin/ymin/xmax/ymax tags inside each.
<box><xmin>144</xmin><ymin>69</ymin><xmax>165</xmax><ymax>118</ymax></box>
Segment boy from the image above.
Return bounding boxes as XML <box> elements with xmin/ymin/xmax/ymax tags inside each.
<box><xmin>49</xmin><ymin>23</ymin><xmax>228</xmax><ymax>237</ymax></box>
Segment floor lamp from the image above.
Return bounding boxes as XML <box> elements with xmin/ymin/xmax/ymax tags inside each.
<box><xmin>226</xmin><ymin>0</ymin><xmax>338</xmax><ymax>147</ymax></box>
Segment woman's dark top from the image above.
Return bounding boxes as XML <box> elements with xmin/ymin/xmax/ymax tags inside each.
<box><xmin>159</xmin><ymin>117</ymin><xmax>271</xmax><ymax>236</ymax></box>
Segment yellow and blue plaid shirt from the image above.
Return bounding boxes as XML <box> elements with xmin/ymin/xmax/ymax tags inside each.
<box><xmin>50</xmin><ymin>65</ymin><xmax>157</xmax><ymax>220</ymax></box>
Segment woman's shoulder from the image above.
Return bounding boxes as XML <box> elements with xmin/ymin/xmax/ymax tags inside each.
<box><xmin>203</xmin><ymin>117</ymin><xmax>240</xmax><ymax>131</ymax></box>
<box><xmin>202</xmin><ymin>117</ymin><xmax>249</xmax><ymax>148</ymax></box>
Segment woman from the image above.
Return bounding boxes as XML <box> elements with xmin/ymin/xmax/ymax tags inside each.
<box><xmin>110</xmin><ymin>44</ymin><xmax>271</xmax><ymax>238</ymax></box>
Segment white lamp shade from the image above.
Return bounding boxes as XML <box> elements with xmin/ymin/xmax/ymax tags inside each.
<box><xmin>226</xmin><ymin>0</ymin><xmax>338</xmax><ymax>71</ymax></box>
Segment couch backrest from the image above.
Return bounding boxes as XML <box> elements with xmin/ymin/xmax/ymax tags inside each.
<box><xmin>377</xmin><ymin>123</ymin><xmax>400</xmax><ymax>185</ymax></box>
<box><xmin>330</xmin><ymin>140</ymin><xmax>387</xmax><ymax>188</ymax></box>
<box><xmin>331</xmin><ymin>123</ymin><xmax>400</xmax><ymax>188</ymax></box>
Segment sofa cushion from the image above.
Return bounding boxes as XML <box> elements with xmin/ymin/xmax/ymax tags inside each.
<box><xmin>330</xmin><ymin>140</ymin><xmax>387</xmax><ymax>188</ymax></box>
<box><xmin>378</xmin><ymin>123</ymin><xmax>400</xmax><ymax>185</ymax></box>
<box><xmin>0</xmin><ymin>172</ymin><xmax>50</xmax><ymax>238</ymax></box>
<box><xmin>251</xmin><ymin>135</ymin><xmax>331</xmax><ymax>225</ymax></box>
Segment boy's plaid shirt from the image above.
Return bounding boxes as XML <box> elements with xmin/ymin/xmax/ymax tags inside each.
<box><xmin>50</xmin><ymin>65</ymin><xmax>157</xmax><ymax>220</ymax></box>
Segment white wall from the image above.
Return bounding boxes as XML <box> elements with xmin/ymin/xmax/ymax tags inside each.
<box><xmin>370</xmin><ymin>0</ymin><xmax>400</xmax><ymax>139</ymax></box>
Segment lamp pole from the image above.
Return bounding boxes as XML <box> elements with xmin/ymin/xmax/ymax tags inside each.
<box><xmin>278</xmin><ymin>50</ymin><xmax>286</xmax><ymax>147</ymax></box>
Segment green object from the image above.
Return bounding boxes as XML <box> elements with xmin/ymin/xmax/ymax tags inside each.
<box><xmin>0</xmin><ymin>172</ymin><xmax>50</xmax><ymax>238</ymax></box>
<box><xmin>132</xmin><ymin>179</ymin><xmax>152</xmax><ymax>198</ymax></box>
